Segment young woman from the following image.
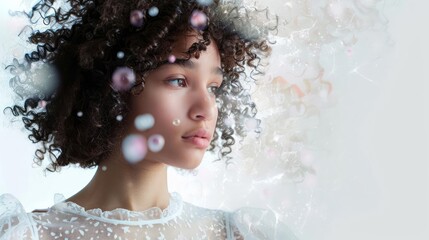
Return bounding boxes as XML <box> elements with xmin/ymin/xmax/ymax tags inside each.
<box><xmin>0</xmin><ymin>0</ymin><xmax>297</xmax><ymax>239</ymax></box>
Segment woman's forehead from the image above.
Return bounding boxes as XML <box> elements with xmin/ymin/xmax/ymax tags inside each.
<box><xmin>170</xmin><ymin>32</ymin><xmax>204</xmax><ymax>56</ymax></box>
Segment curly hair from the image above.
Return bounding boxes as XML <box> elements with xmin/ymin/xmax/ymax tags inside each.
<box><xmin>4</xmin><ymin>0</ymin><xmax>274</xmax><ymax>172</ymax></box>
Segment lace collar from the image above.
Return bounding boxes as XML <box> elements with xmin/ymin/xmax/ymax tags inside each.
<box><xmin>50</xmin><ymin>192</ymin><xmax>183</xmax><ymax>225</ymax></box>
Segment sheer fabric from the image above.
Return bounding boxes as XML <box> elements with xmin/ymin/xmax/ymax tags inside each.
<box><xmin>0</xmin><ymin>193</ymin><xmax>297</xmax><ymax>240</ymax></box>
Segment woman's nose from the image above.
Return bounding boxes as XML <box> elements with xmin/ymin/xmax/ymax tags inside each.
<box><xmin>188</xmin><ymin>87</ymin><xmax>217</xmax><ymax>121</ymax></box>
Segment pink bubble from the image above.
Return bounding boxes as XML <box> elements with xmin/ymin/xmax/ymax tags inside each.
<box><xmin>122</xmin><ymin>134</ymin><xmax>147</xmax><ymax>164</ymax></box>
<box><xmin>148</xmin><ymin>134</ymin><xmax>165</xmax><ymax>152</ymax></box>
<box><xmin>111</xmin><ymin>67</ymin><xmax>136</xmax><ymax>92</ymax></box>
<box><xmin>190</xmin><ymin>10</ymin><xmax>208</xmax><ymax>30</ymax></box>
<box><xmin>244</xmin><ymin>118</ymin><xmax>258</xmax><ymax>131</ymax></box>
<box><xmin>38</xmin><ymin>100</ymin><xmax>47</xmax><ymax>108</ymax></box>
<box><xmin>168</xmin><ymin>55</ymin><xmax>176</xmax><ymax>63</ymax></box>
<box><xmin>223</xmin><ymin>116</ymin><xmax>234</xmax><ymax>127</ymax></box>
<box><xmin>130</xmin><ymin>10</ymin><xmax>144</xmax><ymax>28</ymax></box>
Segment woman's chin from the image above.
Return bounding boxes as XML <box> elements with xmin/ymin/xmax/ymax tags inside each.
<box><xmin>172</xmin><ymin>158</ymin><xmax>202</xmax><ymax>170</ymax></box>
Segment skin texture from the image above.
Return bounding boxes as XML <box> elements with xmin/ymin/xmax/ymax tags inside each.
<box><xmin>65</xmin><ymin>33</ymin><xmax>222</xmax><ymax>212</ymax></box>
<box><xmin>127</xmin><ymin>33</ymin><xmax>222</xmax><ymax>170</ymax></box>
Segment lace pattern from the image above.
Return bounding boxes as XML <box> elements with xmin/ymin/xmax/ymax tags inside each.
<box><xmin>51</xmin><ymin>192</ymin><xmax>183</xmax><ymax>225</ymax></box>
<box><xmin>0</xmin><ymin>193</ymin><xmax>298</xmax><ymax>239</ymax></box>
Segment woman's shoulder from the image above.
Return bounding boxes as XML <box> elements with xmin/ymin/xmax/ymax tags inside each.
<box><xmin>0</xmin><ymin>193</ymin><xmax>38</xmax><ymax>240</ymax></box>
<box><xmin>0</xmin><ymin>193</ymin><xmax>26</xmax><ymax>216</ymax></box>
<box><xmin>181</xmin><ymin>201</ymin><xmax>299</xmax><ymax>240</ymax></box>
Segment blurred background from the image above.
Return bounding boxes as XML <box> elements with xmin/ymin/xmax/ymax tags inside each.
<box><xmin>0</xmin><ymin>0</ymin><xmax>428</xmax><ymax>240</ymax></box>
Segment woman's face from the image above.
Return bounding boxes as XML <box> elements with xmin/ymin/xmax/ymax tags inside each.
<box><xmin>126</xmin><ymin>33</ymin><xmax>223</xmax><ymax>169</ymax></box>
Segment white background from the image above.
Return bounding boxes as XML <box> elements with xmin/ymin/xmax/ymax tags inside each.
<box><xmin>0</xmin><ymin>0</ymin><xmax>428</xmax><ymax>240</ymax></box>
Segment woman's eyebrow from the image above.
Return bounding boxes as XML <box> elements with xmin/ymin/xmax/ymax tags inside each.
<box><xmin>158</xmin><ymin>58</ymin><xmax>223</xmax><ymax>76</ymax></box>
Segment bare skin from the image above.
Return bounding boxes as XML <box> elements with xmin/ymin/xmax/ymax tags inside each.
<box><xmin>65</xmin><ymin>33</ymin><xmax>223</xmax><ymax>212</ymax></box>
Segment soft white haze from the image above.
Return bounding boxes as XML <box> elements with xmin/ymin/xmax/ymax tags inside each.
<box><xmin>0</xmin><ymin>0</ymin><xmax>428</xmax><ymax>240</ymax></box>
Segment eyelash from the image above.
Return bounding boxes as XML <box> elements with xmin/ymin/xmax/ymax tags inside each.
<box><xmin>166</xmin><ymin>78</ymin><xmax>220</xmax><ymax>96</ymax></box>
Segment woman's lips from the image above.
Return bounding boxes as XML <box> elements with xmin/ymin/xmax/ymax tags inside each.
<box><xmin>182</xmin><ymin>128</ymin><xmax>211</xmax><ymax>149</ymax></box>
<box><xmin>182</xmin><ymin>136</ymin><xmax>210</xmax><ymax>149</ymax></box>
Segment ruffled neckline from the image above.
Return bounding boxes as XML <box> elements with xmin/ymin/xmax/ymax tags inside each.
<box><xmin>50</xmin><ymin>192</ymin><xmax>183</xmax><ymax>225</ymax></box>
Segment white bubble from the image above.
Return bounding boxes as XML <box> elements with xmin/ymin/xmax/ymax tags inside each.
<box><xmin>148</xmin><ymin>6</ymin><xmax>159</xmax><ymax>17</ymax></box>
<box><xmin>244</xmin><ymin>118</ymin><xmax>258</xmax><ymax>131</ymax></box>
<box><xmin>31</xmin><ymin>64</ymin><xmax>59</xmax><ymax>101</ymax></box>
<box><xmin>135</xmin><ymin>113</ymin><xmax>155</xmax><ymax>131</ymax></box>
<box><xmin>196</xmin><ymin>0</ymin><xmax>214</xmax><ymax>6</ymax></box>
<box><xmin>116</xmin><ymin>51</ymin><xmax>125</xmax><ymax>59</ymax></box>
<box><xmin>224</xmin><ymin>116</ymin><xmax>234</xmax><ymax>127</ymax></box>
<box><xmin>328</xmin><ymin>2</ymin><xmax>346</xmax><ymax>19</ymax></box>
<box><xmin>101</xmin><ymin>166</ymin><xmax>107</xmax><ymax>171</ymax></box>
<box><xmin>122</xmin><ymin>134</ymin><xmax>147</xmax><ymax>164</ymax></box>
<box><xmin>77</xmin><ymin>111</ymin><xmax>83</xmax><ymax>117</ymax></box>
<box><xmin>116</xmin><ymin>115</ymin><xmax>123</xmax><ymax>121</ymax></box>
<box><xmin>148</xmin><ymin>134</ymin><xmax>165</xmax><ymax>152</ymax></box>
<box><xmin>172</xmin><ymin>118</ymin><xmax>181</xmax><ymax>126</ymax></box>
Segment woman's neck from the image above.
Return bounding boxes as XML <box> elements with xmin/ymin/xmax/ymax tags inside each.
<box><xmin>66</xmin><ymin>147</ymin><xmax>170</xmax><ymax>212</ymax></box>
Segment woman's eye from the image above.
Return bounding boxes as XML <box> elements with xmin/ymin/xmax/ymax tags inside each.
<box><xmin>167</xmin><ymin>78</ymin><xmax>187</xmax><ymax>87</ymax></box>
<box><xmin>208</xmin><ymin>86</ymin><xmax>220</xmax><ymax>95</ymax></box>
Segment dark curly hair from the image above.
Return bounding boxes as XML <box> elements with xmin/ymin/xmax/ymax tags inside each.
<box><xmin>4</xmin><ymin>0</ymin><xmax>275</xmax><ymax>172</ymax></box>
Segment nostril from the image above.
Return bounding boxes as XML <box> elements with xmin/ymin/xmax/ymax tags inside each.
<box><xmin>195</xmin><ymin>114</ymin><xmax>205</xmax><ymax>120</ymax></box>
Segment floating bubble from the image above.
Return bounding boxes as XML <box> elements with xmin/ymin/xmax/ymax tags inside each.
<box><xmin>135</xmin><ymin>113</ymin><xmax>155</xmax><ymax>131</ymax></box>
<box><xmin>196</xmin><ymin>0</ymin><xmax>214</xmax><ymax>6</ymax></box>
<box><xmin>244</xmin><ymin>118</ymin><xmax>258</xmax><ymax>131</ymax></box>
<box><xmin>122</xmin><ymin>134</ymin><xmax>147</xmax><ymax>164</ymax></box>
<box><xmin>148</xmin><ymin>6</ymin><xmax>159</xmax><ymax>17</ymax></box>
<box><xmin>223</xmin><ymin>116</ymin><xmax>234</xmax><ymax>127</ymax></box>
<box><xmin>190</xmin><ymin>10</ymin><xmax>208</xmax><ymax>30</ymax></box>
<box><xmin>168</xmin><ymin>55</ymin><xmax>176</xmax><ymax>63</ymax></box>
<box><xmin>130</xmin><ymin>10</ymin><xmax>144</xmax><ymax>27</ymax></box>
<box><xmin>116</xmin><ymin>115</ymin><xmax>123</xmax><ymax>121</ymax></box>
<box><xmin>31</xmin><ymin>64</ymin><xmax>59</xmax><ymax>99</ymax></box>
<box><xmin>148</xmin><ymin>134</ymin><xmax>165</xmax><ymax>152</ymax></box>
<box><xmin>111</xmin><ymin>67</ymin><xmax>136</xmax><ymax>92</ymax></box>
<box><xmin>117</xmin><ymin>51</ymin><xmax>125</xmax><ymax>59</ymax></box>
<box><xmin>101</xmin><ymin>165</ymin><xmax>107</xmax><ymax>171</ymax></box>
<box><xmin>38</xmin><ymin>100</ymin><xmax>47</xmax><ymax>108</ymax></box>
<box><xmin>77</xmin><ymin>111</ymin><xmax>83</xmax><ymax>117</ymax></box>
<box><xmin>328</xmin><ymin>2</ymin><xmax>346</xmax><ymax>20</ymax></box>
<box><xmin>172</xmin><ymin>118</ymin><xmax>181</xmax><ymax>126</ymax></box>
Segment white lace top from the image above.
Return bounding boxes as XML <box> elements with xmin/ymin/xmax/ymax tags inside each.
<box><xmin>0</xmin><ymin>193</ymin><xmax>297</xmax><ymax>240</ymax></box>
